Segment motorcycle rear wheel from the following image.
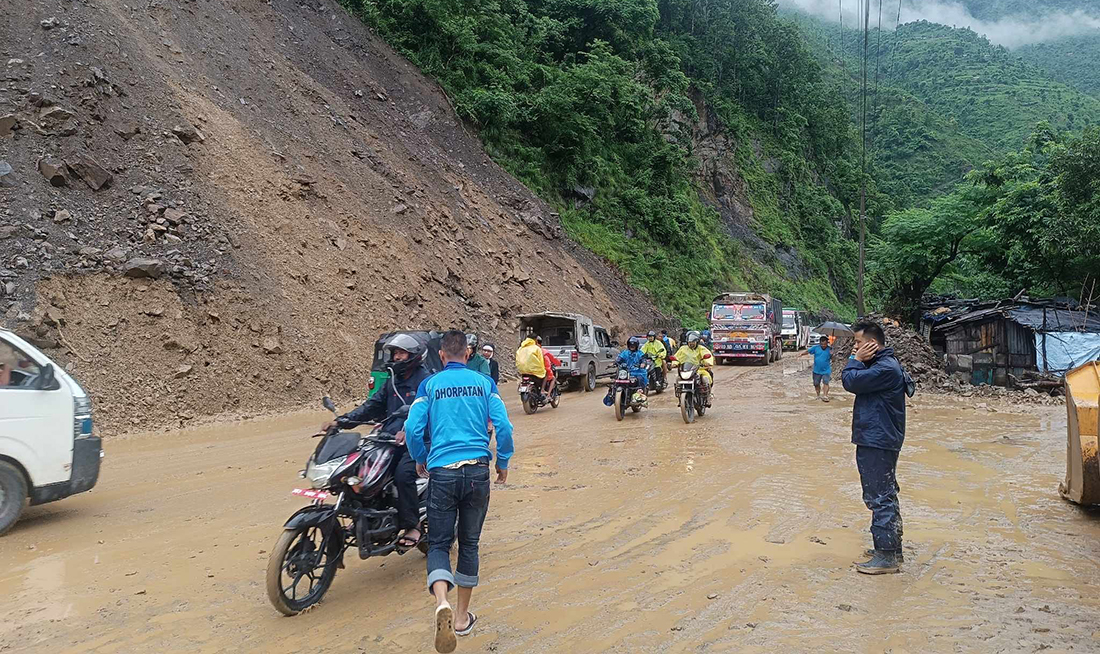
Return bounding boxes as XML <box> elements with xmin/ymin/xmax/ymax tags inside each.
<box><xmin>266</xmin><ymin>525</ymin><xmax>341</xmax><ymax>616</ymax></box>
<box><xmin>550</xmin><ymin>388</ymin><xmax>560</xmax><ymax>408</ymax></box>
<box><xmin>681</xmin><ymin>392</ymin><xmax>696</xmax><ymax>424</ymax></box>
<box><xmin>522</xmin><ymin>394</ymin><xmax>538</xmax><ymax>415</ymax></box>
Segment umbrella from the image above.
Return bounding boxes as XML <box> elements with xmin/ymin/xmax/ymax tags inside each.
<box><xmin>814</xmin><ymin>321</ymin><xmax>853</xmax><ymax>337</ymax></box>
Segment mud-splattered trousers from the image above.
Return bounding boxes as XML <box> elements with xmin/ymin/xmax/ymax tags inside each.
<box><xmin>855</xmin><ymin>445</ymin><xmax>902</xmax><ymax>552</ymax></box>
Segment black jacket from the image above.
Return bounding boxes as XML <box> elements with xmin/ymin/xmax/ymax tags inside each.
<box><xmin>488</xmin><ymin>358</ymin><xmax>500</xmax><ymax>383</ymax></box>
<box><xmin>841</xmin><ymin>347</ymin><xmax>906</xmax><ymax>451</ymax></box>
<box><xmin>338</xmin><ymin>366</ymin><xmax>431</xmax><ymax>435</ymax></box>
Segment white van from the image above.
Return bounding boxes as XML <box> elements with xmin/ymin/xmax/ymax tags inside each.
<box><xmin>0</xmin><ymin>328</ymin><xmax>101</xmax><ymax>535</ymax></box>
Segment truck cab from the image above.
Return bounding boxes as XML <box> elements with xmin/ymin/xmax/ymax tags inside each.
<box><xmin>0</xmin><ymin>329</ymin><xmax>102</xmax><ymax>535</ymax></box>
<box><xmin>781</xmin><ymin>309</ymin><xmax>810</xmax><ymax>350</ymax></box>
<box><xmin>709</xmin><ymin>293</ymin><xmax>784</xmax><ymax>365</ymax></box>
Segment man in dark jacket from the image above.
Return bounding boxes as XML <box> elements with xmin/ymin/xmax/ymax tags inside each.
<box><xmin>321</xmin><ymin>333</ymin><xmax>432</xmax><ymax>548</ymax></box>
<box><xmin>842</xmin><ymin>321</ymin><xmax>906</xmax><ymax>574</ymax></box>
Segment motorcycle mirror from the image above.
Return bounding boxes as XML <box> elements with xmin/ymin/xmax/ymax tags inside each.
<box><xmin>322</xmin><ymin>395</ymin><xmax>337</xmax><ymax>414</ymax></box>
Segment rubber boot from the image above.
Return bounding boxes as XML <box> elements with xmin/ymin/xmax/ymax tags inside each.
<box><xmin>856</xmin><ymin>550</ymin><xmax>900</xmax><ymax>575</ymax></box>
<box><xmin>858</xmin><ymin>548</ymin><xmax>904</xmax><ymax>564</ymax></box>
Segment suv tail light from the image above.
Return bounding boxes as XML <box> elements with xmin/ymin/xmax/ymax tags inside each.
<box><xmin>571</xmin><ymin>351</ymin><xmax>578</xmax><ymax>362</ymax></box>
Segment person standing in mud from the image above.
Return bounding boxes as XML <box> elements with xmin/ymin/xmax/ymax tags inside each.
<box><xmin>405</xmin><ymin>330</ymin><xmax>514</xmax><ymax>653</ymax></box>
<box><xmin>800</xmin><ymin>335</ymin><xmax>833</xmax><ymax>401</ymax></box>
<box><xmin>842</xmin><ymin>321</ymin><xmax>906</xmax><ymax>575</ymax></box>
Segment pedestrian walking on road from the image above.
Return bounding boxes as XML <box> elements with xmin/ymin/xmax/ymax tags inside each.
<box><xmin>800</xmin><ymin>335</ymin><xmax>833</xmax><ymax>401</ymax></box>
<box><xmin>481</xmin><ymin>344</ymin><xmax>500</xmax><ymax>383</ymax></box>
<box><xmin>842</xmin><ymin>321</ymin><xmax>906</xmax><ymax>575</ymax></box>
<box><xmin>405</xmin><ymin>330</ymin><xmax>515</xmax><ymax>652</ymax></box>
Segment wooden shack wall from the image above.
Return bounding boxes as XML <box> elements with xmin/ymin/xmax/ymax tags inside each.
<box><xmin>942</xmin><ymin>318</ymin><xmax>1037</xmax><ymax>386</ymax></box>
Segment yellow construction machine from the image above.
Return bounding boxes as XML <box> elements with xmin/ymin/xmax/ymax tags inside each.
<box><xmin>1061</xmin><ymin>361</ymin><xmax>1100</xmax><ymax>505</ymax></box>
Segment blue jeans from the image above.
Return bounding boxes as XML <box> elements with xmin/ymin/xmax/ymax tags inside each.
<box><xmin>856</xmin><ymin>446</ymin><xmax>902</xmax><ymax>551</ymax></box>
<box><xmin>426</xmin><ymin>462</ymin><xmax>491</xmax><ymax>592</ymax></box>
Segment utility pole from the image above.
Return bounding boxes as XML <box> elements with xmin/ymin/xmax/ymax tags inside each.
<box><xmin>857</xmin><ymin>0</ymin><xmax>870</xmax><ymax>317</ymax></box>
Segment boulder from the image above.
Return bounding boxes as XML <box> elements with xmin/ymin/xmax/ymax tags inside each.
<box><xmin>65</xmin><ymin>154</ymin><xmax>112</xmax><ymax>190</ymax></box>
<box><xmin>163</xmin><ymin>208</ymin><xmax>186</xmax><ymax>225</ymax></box>
<box><xmin>0</xmin><ymin>114</ymin><xmax>16</xmax><ymax>137</ymax></box>
<box><xmin>39</xmin><ymin>106</ymin><xmax>74</xmax><ymax>125</ymax></box>
<box><xmin>172</xmin><ymin>123</ymin><xmax>205</xmax><ymax>144</ymax></box>
<box><xmin>122</xmin><ymin>257</ymin><xmax>165</xmax><ymax>279</ymax></box>
<box><xmin>37</xmin><ymin>157</ymin><xmax>68</xmax><ymax>186</ymax></box>
<box><xmin>0</xmin><ymin>160</ymin><xmax>13</xmax><ymax>187</ymax></box>
<box><xmin>104</xmin><ymin>247</ymin><xmax>127</xmax><ymax>262</ymax></box>
<box><xmin>114</xmin><ymin>122</ymin><xmax>141</xmax><ymax>140</ymax></box>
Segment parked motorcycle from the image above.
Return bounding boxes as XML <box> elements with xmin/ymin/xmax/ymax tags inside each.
<box><xmin>518</xmin><ymin>368</ymin><xmax>561</xmax><ymax>415</ymax></box>
<box><xmin>605</xmin><ymin>360</ymin><xmax>650</xmax><ymax>421</ymax></box>
<box><xmin>674</xmin><ymin>361</ymin><xmax>709</xmax><ymax>424</ymax></box>
<box><xmin>265</xmin><ymin>398</ymin><xmax>427</xmax><ymax>616</ymax></box>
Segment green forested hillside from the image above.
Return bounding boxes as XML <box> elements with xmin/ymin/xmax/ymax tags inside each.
<box><xmin>1017</xmin><ymin>34</ymin><xmax>1100</xmax><ymax>99</ymax></box>
<box><xmin>956</xmin><ymin>0</ymin><xmax>1096</xmax><ymax>19</ymax></box>
<box><xmin>342</xmin><ymin>0</ymin><xmax>864</xmax><ymax>322</ymax></box>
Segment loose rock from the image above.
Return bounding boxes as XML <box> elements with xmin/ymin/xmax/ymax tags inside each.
<box><xmin>262</xmin><ymin>336</ymin><xmax>283</xmax><ymax>355</ymax></box>
<box><xmin>0</xmin><ymin>160</ymin><xmax>13</xmax><ymax>187</ymax></box>
<box><xmin>40</xmin><ymin>17</ymin><xmax>61</xmax><ymax>30</ymax></box>
<box><xmin>172</xmin><ymin>124</ymin><xmax>205</xmax><ymax>144</ymax></box>
<box><xmin>0</xmin><ymin>114</ymin><xmax>16</xmax><ymax>138</ymax></box>
<box><xmin>40</xmin><ymin>106</ymin><xmax>74</xmax><ymax>125</ymax></box>
<box><xmin>65</xmin><ymin>154</ymin><xmax>113</xmax><ymax>190</ymax></box>
<box><xmin>37</xmin><ymin>157</ymin><xmax>69</xmax><ymax>186</ymax></box>
<box><xmin>174</xmin><ymin>364</ymin><xmax>194</xmax><ymax>379</ymax></box>
<box><xmin>122</xmin><ymin>257</ymin><xmax>166</xmax><ymax>279</ymax></box>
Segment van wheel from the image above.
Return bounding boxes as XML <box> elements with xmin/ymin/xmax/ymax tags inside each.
<box><xmin>0</xmin><ymin>462</ymin><xmax>28</xmax><ymax>536</ymax></box>
<box><xmin>584</xmin><ymin>364</ymin><xmax>597</xmax><ymax>392</ymax></box>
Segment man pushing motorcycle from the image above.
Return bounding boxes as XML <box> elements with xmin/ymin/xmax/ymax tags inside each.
<box><xmin>320</xmin><ymin>333</ymin><xmax>430</xmax><ymax>549</ymax></box>
<box><xmin>670</xmin><ymin>331</ymin><xmax>715</xmax><ymax>406</ymax></box>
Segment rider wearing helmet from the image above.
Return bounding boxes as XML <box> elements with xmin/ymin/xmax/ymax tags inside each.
<box><xmin>321</xmin><ymin>333</ymin><xmax>432</xmax><ymax>548</ymax></box>
<box><xmin>465</xmin><ymin>333</ymin><xmax>492</xmax><ymax>377</ymax></box>
<box><xmin>535</xmin><ymin>335</ymin><xmax>562</xmax><ymax>395</ymax></box>
<box><xmin>670</xmin><ymin>330</ymin><xmax>715</xmax><ymax>406</ymax></box>
<box><xmin>616</xmin><ymin>336</ymin><xmax>650</xmax><ymax>399</ymax></box>
<box><xmin>641</xmin><ymin>330</ymin><xmax>668</xmax><ymax>380</ymax></box>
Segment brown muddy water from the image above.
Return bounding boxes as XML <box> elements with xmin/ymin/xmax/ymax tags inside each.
<box><xmin>2</xmin><ymin>360</ymin><xmax>1099</xmax><ymax>653</ymax></box>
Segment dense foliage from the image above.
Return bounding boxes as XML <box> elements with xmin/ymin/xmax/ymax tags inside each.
<box><xmin>871</xmin><ymin>125</ymin><xmax>1100</xmax><ymax>318</ymax></box>
<box><xmin>342</xmin><ymin>0</ymin><xmax>864</xmax><ymax>322</ymax></box>
<box><xmin>1017</xmin><ymin>34</ymin><xmax>1100</xmax><ymax>99</ymax></box>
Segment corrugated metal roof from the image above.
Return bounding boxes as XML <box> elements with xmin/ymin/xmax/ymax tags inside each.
<box><xmin>934</xmin><ymin>306</ymin><xmax>1100</xmax><ymax>334</ymax></box>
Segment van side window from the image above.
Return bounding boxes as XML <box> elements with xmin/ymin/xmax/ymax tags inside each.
<box><xmin>0</xmin><ymin>341</ymin><xmax>40</xmax><ymax>388</ymax></box>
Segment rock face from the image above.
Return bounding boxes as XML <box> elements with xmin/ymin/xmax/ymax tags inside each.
<box><xmin>2</xmin><ymin>0</ymin><xmax>667</xmax><ymax>435</ymax></box>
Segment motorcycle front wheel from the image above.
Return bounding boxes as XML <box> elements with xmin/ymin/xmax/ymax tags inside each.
<box><xmin>266</xmin><ymin>524</ymin><xmax>341</xmax><ymax>616</ymax></box>
<box><xmin>615</xmin><ymin>390</ymin><xmax>626</xmax><ymax>421</ymax></box>
<box><xmin>681</xmin><ymin>391</ymin><xmax>696</xmax><ymax>424</ymax></box>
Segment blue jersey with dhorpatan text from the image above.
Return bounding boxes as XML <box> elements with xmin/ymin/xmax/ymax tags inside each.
<box><xmin>405</xmin><ymin>362</ymin><xmax>515</xmax><ymax>471</ymax></box>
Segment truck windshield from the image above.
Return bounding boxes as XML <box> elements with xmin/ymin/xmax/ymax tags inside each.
<box><xmin>783</xmin><ymin>317</ymin><xmax>796</xmax><ymax>327</ymax></box>
<box><xmin>713</xmin><ymin>304</ymin><xmax>765</xmax><ymax>321</ymax></box>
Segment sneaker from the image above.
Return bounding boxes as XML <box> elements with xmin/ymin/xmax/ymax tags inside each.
<box><xmin>856</xmin><ymin>550</ymin><xmax>900</xmax><ymax>575</ymax></box>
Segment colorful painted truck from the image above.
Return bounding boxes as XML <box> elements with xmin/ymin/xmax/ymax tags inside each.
<box><xmin>708</xmin><ymin>293</ymin><xmax>784</xmax><ymax>365</ymax></box>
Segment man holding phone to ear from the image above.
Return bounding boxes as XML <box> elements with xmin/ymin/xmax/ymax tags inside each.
<box><xmin>842</xmin><ymin>321</ymin><xmax>906</xmax><ymax>575</ymax></box>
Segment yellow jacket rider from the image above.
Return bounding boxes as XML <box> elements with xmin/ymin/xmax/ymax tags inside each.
<box><xmin>641</xmin><ymin>330</ymin><xmax>667</xmax><ymax>369</ymax></box>
<box><xmin>671</xmin><ymin>331</ymin><xmax>714</xmax><ymax>405</ymax></box>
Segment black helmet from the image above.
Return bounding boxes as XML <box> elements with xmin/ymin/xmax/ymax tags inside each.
<box><xmin>466</xmin><ymin>333</ymin><xmax>479</xmax><ymax>348</ymax></box>
<box><xmin>647</xmin><ymin>330</ymin><xmax>656</xmax><ymax>339</ymax></box>
<box><xmin>535</xmin><ymin>335</ymin><xmax>543</xmax><ymax>345</ymax></box>
<box><xmin>385</xmin><ymin>333</ymin><xmax>426</xmax><ymax>377</ymax></box>
<box><xmin>627</xmin><ymin>336</ymin><xmax>640</xmax><ymax>351</ymax></box>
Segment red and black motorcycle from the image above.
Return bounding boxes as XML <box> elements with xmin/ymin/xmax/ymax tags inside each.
<box><xmin>265</xmin><ymin>398</ymin><xmax>427</xmax><ymax>616</ymax></box>
<box><xmin>518</xmin><ymin>367</ymin><xmax>561</xmax><ymax>415</ymax></box>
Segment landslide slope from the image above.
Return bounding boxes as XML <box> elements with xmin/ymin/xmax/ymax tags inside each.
<box><xmin>0</xmin><ymin>0</ymin><xmax>665</xmax><ymax>433</ymax></box>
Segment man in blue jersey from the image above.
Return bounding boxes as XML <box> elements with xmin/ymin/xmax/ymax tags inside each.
<box><xmin>800</xmin><ymin>334</ymin><xmax>834</xmax><ymax>402</ymax></box>
<box><xmin>406</xmin><ymin>330</ymin><xmax>514</xmax><ymax>653</ymax></box>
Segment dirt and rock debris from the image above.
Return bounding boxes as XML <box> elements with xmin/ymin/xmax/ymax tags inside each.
<box><xmin>0</xmin><ymin>0</ymin><xmax>667</xmax><ymax>434</ymax></box>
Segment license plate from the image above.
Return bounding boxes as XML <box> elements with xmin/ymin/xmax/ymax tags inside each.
<box><xmin>291</xmin><ymin>488</ymin><xmax>329</xmax><ymax>500</ymax></box>
<box><xmin>518</xmin><ymin>384</ymin><xmax>532</xmax><ymax>392</ymax></box>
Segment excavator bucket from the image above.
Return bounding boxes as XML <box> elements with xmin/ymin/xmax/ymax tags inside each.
<box><xmin>1060</xmin><ymin>361</ymin><xmax>1100</xmax><ymax>505</ymax></box>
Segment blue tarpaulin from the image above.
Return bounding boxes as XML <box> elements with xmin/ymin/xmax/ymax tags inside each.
<box><xmin>1036</xmin><ymin>332</ymin><xmax>1100</xmax><ymax>374</ymax></box>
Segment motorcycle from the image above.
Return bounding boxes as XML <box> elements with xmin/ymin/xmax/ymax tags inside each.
<box><xmin>265</xmin><ymin>397</ymin><xmax>428</xmax><ymax>616</ymax></box>
<box><xmin>518</xmin><ymin>367</ymin><xmax>561</xmax><ymax>415</ymax></box>
<box><xmin>673</xmin><ymin>361</ymin><xmax>709</xmax><ymax>424</ymax></box>
<box><xmin>648</xmin><ymin>359</ymin><xmax>668</xmax><ymax>394</ymax></box>
<box><xmin>605</xmin><ymin>360</ymin><xmax>650</xmax><ymax>421</ymax></box>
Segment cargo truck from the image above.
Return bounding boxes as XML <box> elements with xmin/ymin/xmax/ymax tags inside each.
<box><xmin>709</xmin><ymin>293</ymin><xmax>784</xmax><ymax>365</ymax></box>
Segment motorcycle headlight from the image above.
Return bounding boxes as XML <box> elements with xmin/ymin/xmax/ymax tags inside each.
<box><xmin>306</xmin><ymin>458</ymin><xmax>345</xmax><ymax>489</ymax></box>
<box><xmin>617</xmin><ymin>370</ymin><xmax>629</xmax><ymax>379</ymax></box>
<box><xmin>679</xmin><ymin>370</ymin><xmax>692</xmax><ymax>380</ymax></box>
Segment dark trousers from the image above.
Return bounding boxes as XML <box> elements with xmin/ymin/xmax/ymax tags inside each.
<box><xmin>426</xmin><ymin>463</ymin><xmax>491</xmax><ymax>592</ymax></box>
<box><xmin>855</xmin><ymin>445</ymin><xmax>902</xmax><ymax>552</ymax></box>
<box><xmin>392</xmin><ymin>451</ymin><xmax>420</xmax><ymax>530</ymax></box>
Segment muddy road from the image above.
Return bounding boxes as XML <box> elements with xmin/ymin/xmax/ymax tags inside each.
<box><xmin>3</xmin><ymin>361</ymin><xmax>1099</xmax><ymax>653</ymax></box>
